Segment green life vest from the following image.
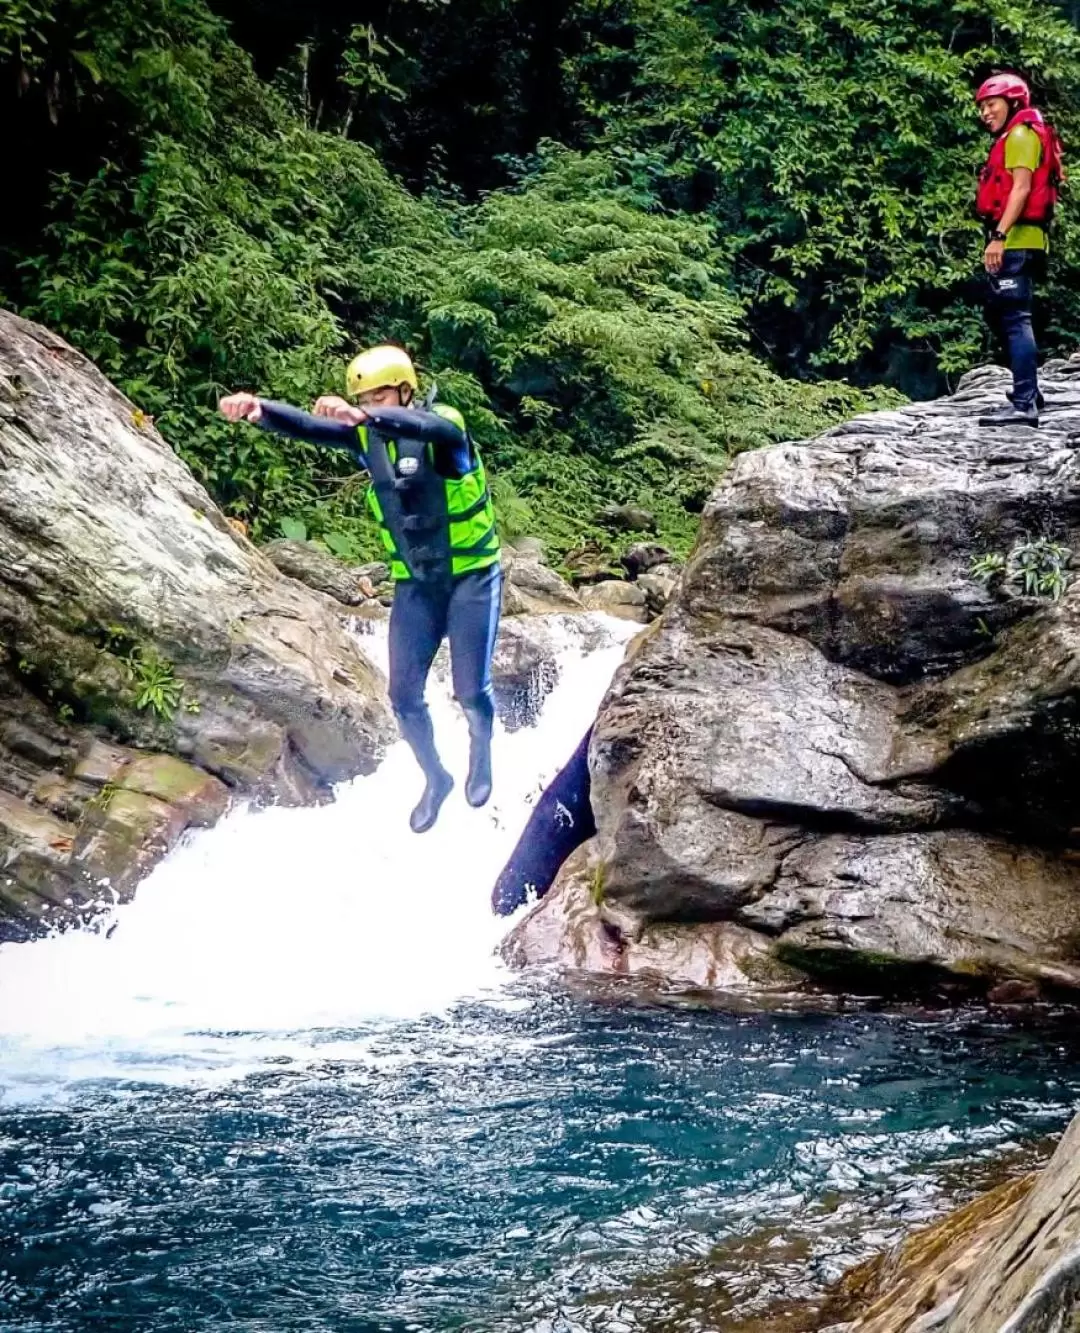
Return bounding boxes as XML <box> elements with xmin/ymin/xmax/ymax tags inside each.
<box><xmin>362</xmin><ymin>403</ymin><xmax>500</xmax><ymax>583</ymax></box>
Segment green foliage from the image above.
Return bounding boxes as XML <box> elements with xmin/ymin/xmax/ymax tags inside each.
<box><xmin>126</xmin><ymin>645</ymin><xmax>184</xmax><ymax>720</ymax></box>
<box><xmin>1012</xmin><ymin>537</ymin><xmax>1072</xmax><ymax>599</ymax></box>
<box><xmin>418</xmin><ymin>149</ymin><xmax>892</xmax><ymax>556</ymax></box>
<box><xmin>278</xmin><ymin>517</ymin><xmax>308</xmax><ymax>542</ymax></box>
<box><xmin>569</xmin><ymin>0</ymin><xmax>1080</xmax><ymax>387</ymax></box>
<box><xmin>2</xmin><ymin>0</ymin><xmax>886</xmax><ymax>564</ymax></box>
<box><xmin>970</xmin><ymin>551</ymin><xmax>1008</xmax><ymax>585</ymax></box>
<box><xmin>491</xmin><ymin>474</ymin><xmax>535</xmax><ymax>544</ymax></box>
<box><xmin>971</xmin><ymin>539</ymin><xmax>1072</xmax><ymax>599</ymax></box>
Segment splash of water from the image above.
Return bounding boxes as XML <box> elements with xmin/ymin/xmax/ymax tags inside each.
<box><xmin>0</xmin><ymin>615</ymin><xmax>636</xmax><ymax>1096</ymax></box>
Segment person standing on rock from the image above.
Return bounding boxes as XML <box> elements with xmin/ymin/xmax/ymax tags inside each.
<box><xmin>974</xmin><ymin>73</ymin><xmax>1063</xmax><ymax>429</ymax></box>
<box><xmin>219</xmin><ymin>346</ymin><xmax>502</xmax><ymax>834</ymax></box>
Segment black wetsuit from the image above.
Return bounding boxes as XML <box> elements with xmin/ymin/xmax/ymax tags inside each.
<box><xmin>491</xmin><ymin>727</ymin><xmax>595</xmax><ymax>915</ymax></box>
<box><xmin>257</xmin><ymin>401</ymin><xmax>502</xmax><ymax>828</ymax></box>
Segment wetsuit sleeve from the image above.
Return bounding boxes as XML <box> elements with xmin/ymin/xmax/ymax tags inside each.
<box><xmin>360</xmin><ymin>406</ymin><xmax>472</xmax><ymax>478</ymax></box>
<box><xmin>256</xmin><ymin>400</ymin><xmax>367</xmax><ymax>462</ymax></box>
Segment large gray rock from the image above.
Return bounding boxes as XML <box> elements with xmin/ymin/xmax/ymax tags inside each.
<box><xmin>943</xmin><ymin>1109</ymin><xmax>1080</xmax><ymax>1331</ymax></box>
<box><xmin>261</xmin><ymin>538</ymin><xmax>379</xmax><ymax>607</ymax></box>
<box><xmin>506</xmin><ymin>356</ymin><xmax>1080</xmax><ymax>998</ymax></box>
<box><xmin>500</xmin><ymin>549</ymin><xmax>583</xmax><ymax>616</ymax></box>
<box><xmin>502</xmin><ymin>842</ymin><xmax>802</xmax><ymax>993</ymax></box>
<box><xmin>596</xmin><ymin>502</ymin><xmax>657</xmax><ymax>533</ymax></box>
<box><xmin>580</xmin><ymin>580</ymin><xmax>649</xmax><ymax>623</ymax></box>
<box><xmin>489</xmin><ymin>616</ymin><xmax>561</xmax><ymax>730</ymax></box>
<box><xmin>0</xmin><ymin>311</ymin><xmax>395</xmax><ymax>939</ymax></box>
<box><xmin>637</xmin><ymin>568</ymin><xmax>679</xmax><ymax>616</ymax></box>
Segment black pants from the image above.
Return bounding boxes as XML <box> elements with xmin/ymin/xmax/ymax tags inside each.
<box><xmin>388</xmin><ymin>563</ymin><xmax>502</xmax><ymax>723</ymax></box>
<box><xmin>491</xmin><ymin>726</ymin><xmax>595</xmax><ymax>915</ymax></box>
<box><xmin>986</xmin><ymin>248</ymin><xmax>1042</xmax><ymax>410</ymax></box>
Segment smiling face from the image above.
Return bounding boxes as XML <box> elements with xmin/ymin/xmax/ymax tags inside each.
<box><xmin>979</xmin><ymin>96</ymin><xmax>1011</xmax><ymax>133</ymax></box>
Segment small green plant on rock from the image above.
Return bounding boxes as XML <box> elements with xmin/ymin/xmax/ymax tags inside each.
<box><xmin>126</xmin><ymin>647</ymin><xmax>184</xmax><ymax>721</ymax></box>
<box><xmin>1012</xmin><ymin>538</ymin><xmax>1072</xmax><ymax>601</ymax></box>
<box><xmin>970</xmin><ymin>540</ymin><xmax>1072</xmax><ymax>601</ymax></box>
<box><xmin>970</xmin><ymin>552</ymin><xmax>1006</xmax><ymax>586</ymax></box>
<box><xmin>88</xmin><ymin>780</ymin><xmax>118</xmax><ymax>813</ymax></box>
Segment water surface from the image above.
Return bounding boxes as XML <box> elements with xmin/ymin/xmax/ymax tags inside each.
<box><xmin>1</xmin><ymin>620</ymin><xmax>1075</xmax><ymax>1332</ymax></box>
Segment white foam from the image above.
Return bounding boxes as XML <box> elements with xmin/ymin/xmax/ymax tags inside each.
<box><xmin>0</xmin><ymin>615</ymin><xmax>636</xmax><ymax>1095</ymax></box>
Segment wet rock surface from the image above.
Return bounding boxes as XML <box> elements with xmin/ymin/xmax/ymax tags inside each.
<box><xmin>580</xmin><ymin>579</ymin><xmax>650</xmax><ymax>622</ymax></box>
<box><xmin>500</xmin><ymin>548</ymin><xmax>584</xmax><ymax>616</ymax></box>
<box><xmin>261</xmin><ymin>539</ymin><xmax>382</xmax><ymax>607</ymax></box>
<box><xmin>811</xmin><ymin>1108</ymin><xmax>1080</xmax><ymax>1332</ymax></box>
<box><xmin>506</xmin><ymin>356</ymin><xmax>1080</xmax><ymax>998</ymax></box>
<box><xmin>0</xmin><ymin>311</ymin><xmax>394</xmax><ymax>938</ymax></box>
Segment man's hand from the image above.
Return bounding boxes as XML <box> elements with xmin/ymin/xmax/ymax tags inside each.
<box><xmin>314</xmin><ymin>395</ymin><xmax>367</xmax><ymax>426</ymax></box>
<box><xmin>984</xmin><ymin>239</ymin><xmax>1006</xmax><ymax>274</ymax></box>
<box><xmin>219</xmin><ymin>392</ymin><xmax>263</xmax><ymax>423</ymax></box>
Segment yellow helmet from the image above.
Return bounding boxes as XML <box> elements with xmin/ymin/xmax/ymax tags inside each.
<box><xmin>345</xmin><ymin>345</ymin><xmax>418</xmax><ymax>399</ymax></box>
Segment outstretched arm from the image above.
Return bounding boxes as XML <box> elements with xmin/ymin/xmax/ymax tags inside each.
<box><xmin>219</xmin><ymin>394</ymin><xmax>364</xmax><ymax>455</ymax></box>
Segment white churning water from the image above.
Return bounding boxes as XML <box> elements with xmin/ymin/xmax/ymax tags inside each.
<box><xmin>0</xmin><ymin>615</ymin><xmax>637</xmax><ymax>1100</ymax></box>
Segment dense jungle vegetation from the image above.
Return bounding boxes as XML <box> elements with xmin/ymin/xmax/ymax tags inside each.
<box><xmin>2</xmin><ymin>0</ymin><xmax>1079</xmax><ymax>561</ymax></box>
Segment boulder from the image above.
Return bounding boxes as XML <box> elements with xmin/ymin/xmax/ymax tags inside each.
<box><xmin>505</xmin><ymin>355</ymin><xmax>1080</xmax><ymax>998</ymax></box>
<box><xmin>0</xmin><ymin>310</ymin><xmax>394</xmax><ymax>938</ymax></box>
<box><xmin>620</xmin><ymin>541</ymin><xmax>674</xmax><ymax>578</ymax></box>
<box><xmin>822</xmin><ymin>1107</ymin><xmax>1080</xmax><ymax>1331</ymax></box>
<box><xmin>500</xmin><ymin>549</ymin><xmax>583</xmax><ymax>616</ymax></box>
<box><xmin>580</xmin><ymin>580</ymin><xmax>649</xmax><ymax>623</ymax></box>
<box><xmin>637</xmin><ymin>569</ymin><xmax>679</xmax><ymax>616</ymax></box>
<box><xmin>489</xmin><ymin>617</ymin><xmax>561</xmax><ymax>730</ymax></box>
<box><xmin>434</xmin><ymin>613</ymin><xmax>618</xmax><ymax>732</ymax></box>
<box><xmin>564</xmin><ymin>541</ymin><xmax>623</xmax><ymax>586</ymax></box>
<box><xmin>261</xmin><ymin>539</ymin><xmax>377</xmax><ymax>607</ymax></box>
<box><xmin>506</xmin><ymin>535</ymin><xmax>546</xmax><ymax>562</ymax></box>
<box><xmin>944</xmin><ymin>1110</ymin><xmax>1080</xmax><ymax>1331</ymax></box>
<box><xmin>596</xmin><ymin>502</ymin><xmax>658</xmax><ymax>533</ymax></box>
<box><xmin>502</xmin><ymin>843</ymin><xmax>802</xmax><ymax>993</ymax></box>
<box><xmin>818</xmin><ymin>1173</ymin><xmax>1037</xmax><ymax>1332</ymax></box>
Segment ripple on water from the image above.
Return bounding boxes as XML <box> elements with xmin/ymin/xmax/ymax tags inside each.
<box><xmin>1</xmin><ymin>1000</ymin><xmax>1080</xmax><ymax>1332</ymax></box>
<box><xmin>1</xmin><ymin>621</ymin><xmax>1079</xmax><ymax>1330</ymax></box>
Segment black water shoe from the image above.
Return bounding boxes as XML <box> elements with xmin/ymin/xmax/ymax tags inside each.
<box><xmin>462</xmin><ymin>704</ymin><xmax>494</xmax><ymax>808</ymax></box>
<box><xmin>410</xmin><ymin>769</ymin><xmax>454</xmax><ymax>833</ymax></box>
<box><xmin>979</xmin><ymin>403</ymin><xmax>1039</xmax><ymax>428</ymax></box>
<box><xmin>1007</xmin><ymin>389</ymin><xmax>1046</xmax><ymax>411</ymax></box>
<box><xmin>397</xmin><ymin>706</ymin><xmax>454</xmax><ymax>833</ymax></box>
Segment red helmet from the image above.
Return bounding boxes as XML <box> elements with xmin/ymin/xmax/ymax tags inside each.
<box><xmin>975</xmin><ymin>73</ymin><xmax>1031</xmax><ymax>108</ymax></box>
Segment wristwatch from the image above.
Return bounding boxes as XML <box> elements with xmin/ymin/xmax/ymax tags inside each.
<box><xmin>990</xmin><ymin>229</ymin><xmax>1008</xmax><ymax>243</ymax></box>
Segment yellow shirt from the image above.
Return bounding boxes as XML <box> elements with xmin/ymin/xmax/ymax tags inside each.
<box><xmin>1003</xmin><ymin>124</ymin><xmax>1047</xmax><ymax>251</ymax></box>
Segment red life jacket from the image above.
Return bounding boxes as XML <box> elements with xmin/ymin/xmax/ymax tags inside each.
<box><xmin>976</xmin><ymin>108</ymin><xmax>1064</xmax><ymax>226</ymax></box>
